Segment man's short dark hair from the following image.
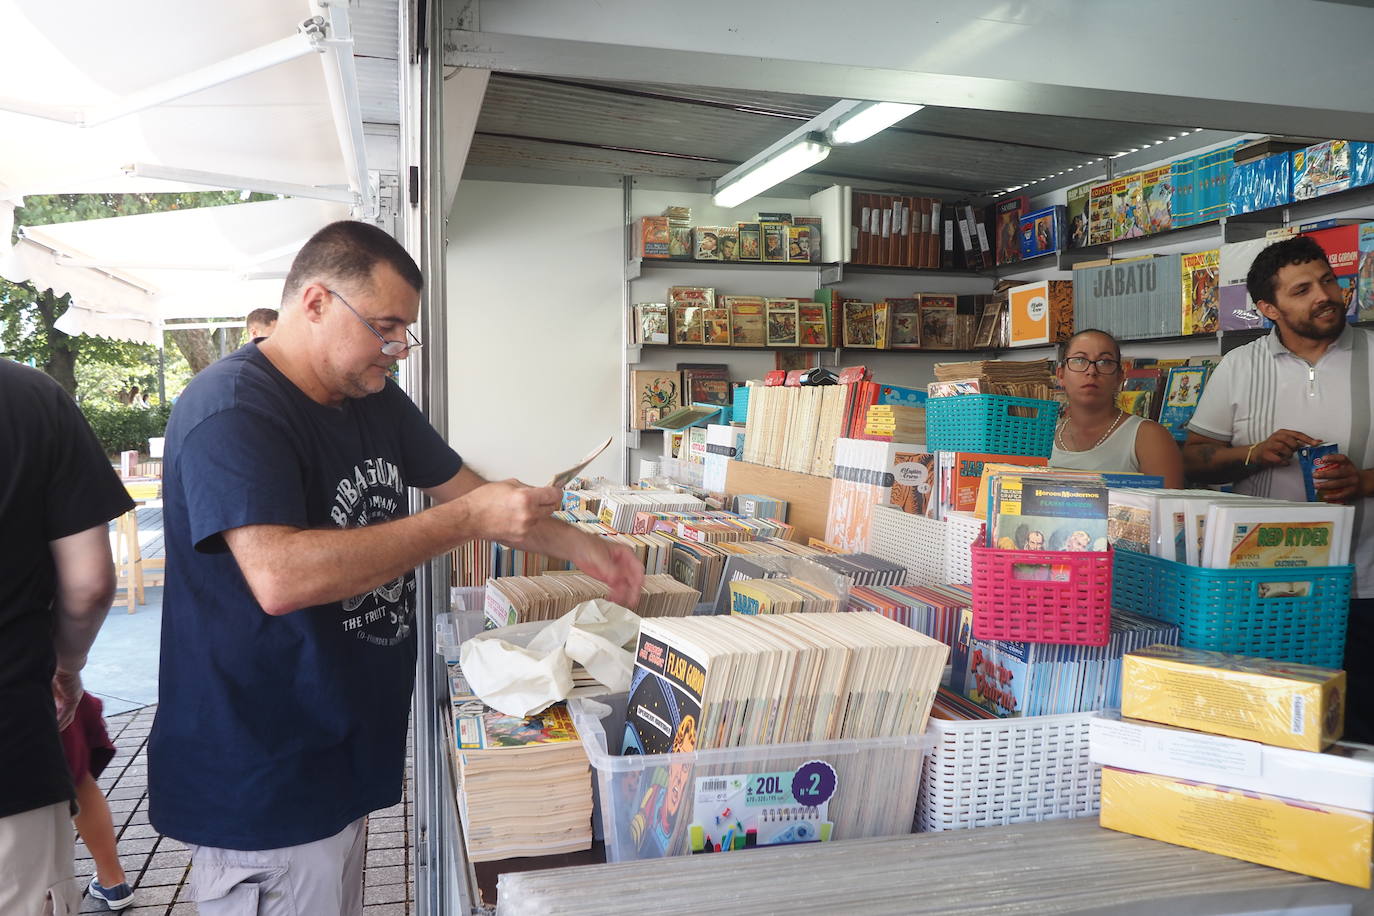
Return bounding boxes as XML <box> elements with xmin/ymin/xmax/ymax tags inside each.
<box><xmin>245</xmin><ymin>307</ymin><xmax>278</xmax><ymax>328</ymax></box>
<box><xmin>1057</xmin><ymin>328</ymin><xmax>1121</xmax><ymax>364</ymax></box>
<box><xmin>1246</xmin><ymin>236</ymin><xmax>1330</xmax><ymax>306</ymax></box>
<box><xmin>281</xmin><ymin>221</ymin><xmax>423</xmax><ymax>305</ymax></box>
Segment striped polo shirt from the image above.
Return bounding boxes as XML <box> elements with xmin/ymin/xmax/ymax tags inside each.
<box><xmin>1189</xmin><ymin>325</ymin><xmax>1374</xmax><ymax>596</ymax></box>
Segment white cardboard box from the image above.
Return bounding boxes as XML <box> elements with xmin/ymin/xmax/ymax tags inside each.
<box><xmin>1090</xmin><ymin>710</ymin><xmax>1374</xmax><ymax>812</ymax></box>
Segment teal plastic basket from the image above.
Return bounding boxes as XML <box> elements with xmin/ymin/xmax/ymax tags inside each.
<box><xmin>925</xmin><ymin>395</ymin><xmax>1059</xmax><ymax>457</ymax></box>
<box><xmin>1112</xmin><ymin>549</ymin><xmax>1351</xmax><ymax>669</ymax></box>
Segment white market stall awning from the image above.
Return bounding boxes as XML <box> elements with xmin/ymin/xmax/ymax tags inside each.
<box><xmin>0</xmin><ymin>0</ymin><xmax>356</xmax><ymax>204</ymax></box>
<box><xmin>0</xmin><ymin>0</ymin><xmax>391</xmax><ymax>341</ymax></box>
<box><xmin>1</xmin><ymin>197</ymin><xmax>350</xmax><ymax>344</ymax></box>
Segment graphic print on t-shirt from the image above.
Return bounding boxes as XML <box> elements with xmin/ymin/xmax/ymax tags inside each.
<box><xmin>331</xmin><ymin>456</ymin><xmax>414</xmax><ymax>647</ymax></box>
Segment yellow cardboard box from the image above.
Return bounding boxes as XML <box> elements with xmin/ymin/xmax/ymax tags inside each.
<box><xmin>1101</xmin><ymin>766</ymin><xmax>1372</xmax><ymax>888</ymax></box>
<box><xmin>1121</xmin><ymin>644</ymin><xmax>1344</xmax><ymax>752</ymax></box>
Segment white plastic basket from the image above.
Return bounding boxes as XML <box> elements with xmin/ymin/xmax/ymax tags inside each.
<box><xmin>917</xmin><ymin>711</ymin><xmax>1100</xmax><ymax>832</ymax></box>
<box><xmin>868</xmin><ymin>506</ymin><xmax>945</xmax><ymax>587</ymax></box>
<box><xmin>941</xmin><ymin>511</ymin><xmax>983</xmax><ymax>585</ymax></box>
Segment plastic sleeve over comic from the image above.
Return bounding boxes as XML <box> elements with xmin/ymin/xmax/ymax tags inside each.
<box><xmin>1099</xmin><ymin>766</ymin><xmax>1373</xmax><ymax>888</ymax></box>
<box><xmin>1119</xmin><ymin>644</ymin><xmax>1345</xmax><ymax>752</ymax></box>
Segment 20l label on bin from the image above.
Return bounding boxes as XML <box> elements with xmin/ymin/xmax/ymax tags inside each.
<box><xmin>689</xmin><ymin>760</ymin><xmax>839</xmax><ymax>853</ymax></box>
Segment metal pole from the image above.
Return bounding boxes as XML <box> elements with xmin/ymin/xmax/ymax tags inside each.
<box><xmin>157</xmin><ymin>345</ymin><xmax>166</xmax><ymax>404</ymax></box>
<box><xmin>409</xmin><ymin>0</ymin><xmax>480</xmax><ymax>913</ymax></box>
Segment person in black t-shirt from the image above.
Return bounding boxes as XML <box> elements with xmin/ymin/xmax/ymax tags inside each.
<box><xmin>149</xmin><ymin>221</ymin><xmax>644</xmax><ymax>915</ymax></box>
<box><xmin>0</xmin><ymin>359</ymin><xmax>135</xmax><ymax>915</ymax></box>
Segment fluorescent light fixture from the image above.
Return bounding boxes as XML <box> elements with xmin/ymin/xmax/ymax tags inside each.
<box><xmin>830</xmin><ymin>102</ymin><xmax>924</xmax><ymax>145</ymax></box>
<box><xmin>713</xmin><ymin>133</ymin><xmax>830</xmax><ymax>208</ymax></box>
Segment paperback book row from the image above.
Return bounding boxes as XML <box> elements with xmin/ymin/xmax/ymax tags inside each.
<box><xmin>847</xmin><ymin>192</ymin><xmax>1063</xmax><ymax>272</ymax></box>
<box><xmin>452</xmin><ymin>500</ymin><xmax>796</xmax><ymax>588</ymax></box>
<box><xmin>635</xmin><ymin>208</ymin><xmax>823</xmax><ymax>263</ymax></box>
<box><xmin>1093</xmin><ymin>644</ymin><xmax>1372</xmax><ymax>888</ymax></box>
<box><xmin>1107</xmin><ymin>487</ymin><xmax>1354</xmax><ymax>570</ymax></box>
<box><xmin>625</xmin><ymin>612</ymin><xmax>947</xmax><ymax>753</ymax></box>
<box><xmin>483</xmin><ymin>572</ymin><xmax>701</xmax><ymax>628</ymax></box>
<box><xmin>947</xmin><ymin>609</ymin><xmax>1181</xmax><ymax>718</ymax></box>
<box><xmin>631</xmin><ymin>288</ymin><xmax>1003</xmax><ymax>351</ymax></box>
<box><xmin>445</xmin><ymin>661</ymin><xmax>593</xmax><ymax>861</ymax></box>
<box><xmin>848</xmin><ymin>192</ymin><xmax>957</xmax><ymax>269</ymax></box>
<box><xmin>739</xmin><ymin>366</ymin><xmax>900</xmax><ymax>476</ymax></box>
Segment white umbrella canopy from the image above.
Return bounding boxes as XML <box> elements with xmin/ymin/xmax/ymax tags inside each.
<box><xmin>5</xmin><ymin>197</ymin><xmax>350</xmax><ymax>343</ymax></box>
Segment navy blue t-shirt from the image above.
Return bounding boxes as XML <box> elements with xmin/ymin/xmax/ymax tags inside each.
<box><xmin>148</xmin><ymin>344</ymin><xmax>461</xmax><ymax>850</ymax></box>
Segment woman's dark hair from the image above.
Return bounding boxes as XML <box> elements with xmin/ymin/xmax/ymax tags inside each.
<box><xmin>1245</xmin><ymin>236</ymin><xmax>1330</xmax><ymax>306</ymax></box>
<box><xmin>1057</xmin><ymin>328</ymin><xmax>1121</xmax><ymax>364</ymax></box>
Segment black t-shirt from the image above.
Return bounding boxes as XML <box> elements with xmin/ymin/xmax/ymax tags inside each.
<box><xmin>0</xmin><ymin>360</ymin><xmax>135</xmax><ymax>818</ymax></box>
<box><xmin>148</xmin><ymin>343</ymin><xmax>462</xmax><ymax>850</ymax></box>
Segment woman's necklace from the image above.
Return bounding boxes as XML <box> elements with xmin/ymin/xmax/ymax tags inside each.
<box><xmin>1057</xmin><ymin>408</ymin><xmax>1125</xmax><ymax>452</ymax></box>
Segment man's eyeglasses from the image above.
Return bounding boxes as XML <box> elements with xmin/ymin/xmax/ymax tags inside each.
<box><xmin>1063</xmin><ymin>356</ymin><xmax>1120</xmax><ymax>375</ymax></box>
<box><xmin>327</xmin><ymin>288</ymin><xmax>422</xmax><ymax>357</ymax></box>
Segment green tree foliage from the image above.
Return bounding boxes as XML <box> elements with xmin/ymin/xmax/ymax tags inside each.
<box><xmin>1</xmin><ymin>190</ymin><xmax>271</xmax><ymax>396</ymax></box>
<box><xmin>83</xmin><ymin>403</ymin><xmax>172</xmax><ymax>455</ymax></box>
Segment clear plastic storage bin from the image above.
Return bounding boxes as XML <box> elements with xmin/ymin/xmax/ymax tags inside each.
<box><xmin>568</xmin><ymin>693</ymin><xmax>928</xmax><ymax>863</ymax></box>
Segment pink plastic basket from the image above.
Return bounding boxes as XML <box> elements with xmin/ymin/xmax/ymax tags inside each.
<box><xmin>970</xmin><ymin>540</ymin><xmax>1113</xmax><ymax>646</ymax></box>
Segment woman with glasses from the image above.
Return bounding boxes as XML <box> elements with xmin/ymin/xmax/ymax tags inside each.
<box><xmin>1051</xmin><ymin>329</ymin><xmax>1185</xmax><ymax>487</ymax></box>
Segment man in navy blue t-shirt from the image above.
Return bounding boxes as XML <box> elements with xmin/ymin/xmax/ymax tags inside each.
<box><xmin>149</xmin><ymin>221</ymin><xmax>642</xmax><ymax>914</ymax></box>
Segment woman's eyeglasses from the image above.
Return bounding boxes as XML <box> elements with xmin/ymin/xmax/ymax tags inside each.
<box><xmin>1063</xmin><ymin>356</ymin><xmax>1120</xmax><ymax>374</ymax></box>
<box><xmin>328</xmin><ymin>288</ymin><xmax>422</xmax><ymax>357</ymax></box>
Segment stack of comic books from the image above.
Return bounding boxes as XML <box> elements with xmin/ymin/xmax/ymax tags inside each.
<box><xmin>984</xmin><ymin>472</ymin><xmax>1110</xmax><ymax>553</ymax></box>
<box><xmin>445</xmin><ymin>662</ymin><xmax>593</xmax><ymax>862</ymax></box>
<box><xmin>484</xmin><ymin>573</ymin><xmax>701</xmax><ymax>627</ymax></box>
<box><xmin>731</xmin><ymin>494</ymin><xmax>788</xmax><ymax>521</ymax></box>
<box><xmin>1107</xmin><ymin>488</ymin><xmax>1353</xmax><ymax>570</ymax></box>
<box><xmin>728</xmin><ymin>577</ymin><xmax>845</xmax><ymax>615</ymax></box>
<box><xmin>598</xmin><ymin>490</ymin><xmax>707</xmax><ymax>532</ymax></box>
<box><xmin>929</xmin><ymin>358</ymin><xmax>1056</xmax><ymax>399</ymax></box>
<box><xmin>667</xmin><ymin>536</ymin><xmax>832</xmax><ymax>599</ymax></box>
<box><xmin>846</xmin><ymin>583</ymin><xmax>971</xmax><ymax>645</ymax></box>
<box><xmin>946</xmin><ymin>608</ymin><xmax>1180</xmax><ymax>717</ymax></box>
<box><xmin>810</xmin><ymin>553</ymin><xmax>906</xmax><ymax>587</ymax></box>
<box><xmin>624</xmin><ymin>612</ymin><xmax>947</xmax><ymax>753</ymax></box>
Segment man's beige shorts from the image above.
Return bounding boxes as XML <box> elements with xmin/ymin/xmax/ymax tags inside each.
<box><xmin>0</xmin><ymin>801</ymin><xmax>77</xmax><ymax>915</ymax></box>
<box><xmin>189</xmin><ymin>817</ymin><xmax>366</xmax><ymax>916</ymax></box>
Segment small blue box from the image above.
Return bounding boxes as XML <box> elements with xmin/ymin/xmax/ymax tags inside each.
<box><xmin>1228</xmin><ymin>154</ymin><xmax>1292</xmax><ymax>215</ymax></box>
<box><xmin>1018</xmin><ymin>205</ymin><xmax>1066</xmax><ymax>259</ymax></box>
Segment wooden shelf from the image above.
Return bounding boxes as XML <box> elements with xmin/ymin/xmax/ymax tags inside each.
<box><xmin>628</xmin><ymin>258</ymin><xmax>834</xmax><ymax>280</ymax></box>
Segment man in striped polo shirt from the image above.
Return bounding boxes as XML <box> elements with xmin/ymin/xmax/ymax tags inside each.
<box><xmin>1184</xmin><ymin>235</ymin><xmax>1374</xmax><ymax>742</ymax></box>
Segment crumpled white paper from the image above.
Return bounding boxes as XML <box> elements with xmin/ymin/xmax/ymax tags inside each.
<box><xmin>459</xmin><ymin>599</ymin><xmax>640</xmax><ymax>718</ymax></box>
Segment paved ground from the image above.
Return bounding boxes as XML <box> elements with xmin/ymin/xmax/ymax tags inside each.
<box><xmin>76</xmin><ymin>506</ymin><xmax>416</xmax><ymax>913</ymax></box>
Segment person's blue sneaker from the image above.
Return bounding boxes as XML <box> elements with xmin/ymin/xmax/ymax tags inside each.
<box><xmin>88</xmin><ymin>876</ymin><xmax>136</xmax><ymax>910</ymax></box>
